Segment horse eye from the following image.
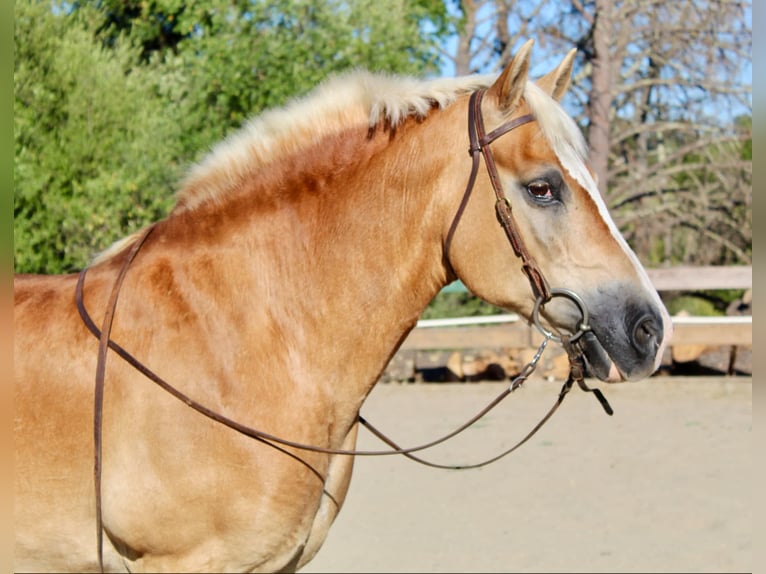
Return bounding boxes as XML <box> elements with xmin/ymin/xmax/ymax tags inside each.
<box><xmin>527</xmin><ymin>181</ymin><xmax>553</xmax><ymax>200</ymax></box>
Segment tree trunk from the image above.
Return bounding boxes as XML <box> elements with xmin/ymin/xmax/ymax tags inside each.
<box><xmin>454</xmin><ymin>0</ymin><xmax>478</xmax><ymax>75</ymax></box>
<box><xmin>587</xmin><ymin>0</ymin><xmax>613</xmax><ymax>199</ymax></box>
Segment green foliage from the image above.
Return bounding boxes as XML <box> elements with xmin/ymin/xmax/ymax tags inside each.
<box><xmin>14</xmin><ymin>1</ymin><xmax>184</xmax><ymax>273</ymax></box>
<box><xmin>421</xmin><ymin>291</ymin><xmax>504</xmax><ymax>320</ymax></box>
<box><xmin>93</xmin><ymin>0</ymin><xmax>190</xmax><ymax>60</ymax></box>
<box><xmin>88</xmin><ymin>0</ymin><xmax>449</xmax><ymax>156</ymax></box>
<box><xmin>664</xmin><ymin>288</ymin><xmax>746</xmax><ymax>318</ymax></box>
<box><xmin>665</xmin><ymin>295</ymin><xmax>720</xmax><ymax>317</ymax></box>
<box><xmin>171</xmin><ymin>0</ymin><xmax>448</xmax><ymax>153</ymax></box>
<box><xmin>737</xmin><ymin>115</ymin><xmax>752</xmax><ymax>160</ymax></box>
<box><xmin>14</xmin><ymin>0</ymin><xmax>450</xmax><ymax>274</ymax></box>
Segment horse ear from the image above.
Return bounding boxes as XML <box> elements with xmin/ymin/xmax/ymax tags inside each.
<box><xmin>487</xmin><ymin>38</ymin><xmax>534</xmax><ymax>113</ymax></box>
<box><xmin>536</xmin><ymin>48</ymin><xmax>577</xmax><ymax>102</ymax></box>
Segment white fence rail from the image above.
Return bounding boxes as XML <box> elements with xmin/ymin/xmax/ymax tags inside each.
<box><xmin>407</xmin><ymin>266</ymin><xmax>752</xmax><ymax>351</ymax></box>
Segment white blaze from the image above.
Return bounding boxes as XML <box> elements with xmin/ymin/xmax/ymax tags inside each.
<box><xmin>524</xmin><ymin>82</ymin><xmax>672</xmax><ymax>370</ymax></box>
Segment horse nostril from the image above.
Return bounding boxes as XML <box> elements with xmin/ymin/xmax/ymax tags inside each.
<box><xmin>633</xmin><ymin>316</ymin><xmax>661</xmax><ymax>352</ymax></box>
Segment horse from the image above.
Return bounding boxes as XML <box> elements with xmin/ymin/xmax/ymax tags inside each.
<box><xmin>14</xmin><ymin>40</ymin><xmax>672</xmax><ymax>573</ymax></box>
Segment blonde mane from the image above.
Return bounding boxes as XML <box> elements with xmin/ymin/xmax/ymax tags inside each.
<box><xmin>175</xmin><ymin>70</ymin><xmax>495</xmax><ymax>212</ymax></box>
<box><xmin>94</xmin><ymin>69</ymin><xmax>588</xmax><ymax>264</ymax></box>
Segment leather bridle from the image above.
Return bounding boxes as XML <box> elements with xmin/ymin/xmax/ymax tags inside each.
<box><xmin>445</xmin><ymin>88</ymin><xmax>550</xmax><ymax>303</ymax></box>
<box><xmin>75</xmin><ymin>88</ymin><xmax>612</xmax><ymax>572</ymax></box>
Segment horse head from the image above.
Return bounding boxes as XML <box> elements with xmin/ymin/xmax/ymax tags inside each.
<box><xmin>445</xmin><ymin>40</ymin><xmax>672</xmax><ymax>382</ymax></box>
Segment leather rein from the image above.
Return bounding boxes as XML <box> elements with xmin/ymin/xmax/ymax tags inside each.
<box><xmin>76</xmin><ymin>88</ymin><xmax>612</xmax><ymax>571</ymax></box>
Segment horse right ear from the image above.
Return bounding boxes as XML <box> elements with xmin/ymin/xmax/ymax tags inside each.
<box><xmin>535</xmin><ymin>48</ymin><xmax>576</xmax><ymax>102</ymax></box>
<box><xmin>487</xmin><ymin>38</ymin><xmax>534</xmax><ymax>114</ymax></box>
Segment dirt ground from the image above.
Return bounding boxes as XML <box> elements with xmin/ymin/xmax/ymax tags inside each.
<box><xmin>301</xmin><ymin>375</ymin><xmax>752</xmax><ymax>573</ymax></box>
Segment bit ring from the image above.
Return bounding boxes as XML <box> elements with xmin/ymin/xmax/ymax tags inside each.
<box><xmin>532</xmin><ymin>288</ymin><xmax>591</xmax><ymax>343</ymax></box>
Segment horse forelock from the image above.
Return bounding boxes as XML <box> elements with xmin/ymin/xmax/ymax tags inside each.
<box><xmin>522</xmin><ymin>83</ymin><xmax>589</xmax><ymax>181</ymax></box>
<box><xmin>175</xmin><ymin>70</ymin><xmax>495</xmax><ymax>213</ymax></box>
<box><xmin>523</xmin><ymin>81</ymin><xmax>615</xmax><ymax>222</ymax></box>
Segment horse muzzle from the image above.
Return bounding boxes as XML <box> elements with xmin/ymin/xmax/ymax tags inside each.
<box><xmin>581</xmin><ymin>298</ymin><xmax>666</xmax><ymax>382</ymax></box>
<box><xmin>535</xmin><ymin>285</ymin><xmax>668</xmax><ymax>382</ymax></box>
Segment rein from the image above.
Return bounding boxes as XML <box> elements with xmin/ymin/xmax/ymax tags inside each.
<box><xmin>76</xmin><ymin>88</ymin><xmax>612</xmax><ymax>571</ymax></box>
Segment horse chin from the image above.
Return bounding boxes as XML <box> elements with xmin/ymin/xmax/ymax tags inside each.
<box><xmin>578</xmin><ymin>331</ymin><xmax>624</xmax><ymax>382</ymax></box>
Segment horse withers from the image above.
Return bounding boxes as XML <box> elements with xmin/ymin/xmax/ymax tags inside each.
<box><xmin>14</xmin><ymin>40</ymin><xmax>671</xmax><ymax>572</ymax></box>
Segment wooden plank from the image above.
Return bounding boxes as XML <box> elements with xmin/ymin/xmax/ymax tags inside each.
<box><xmin>669</xmin><ymin>316</ymin><xmax>751</xmax><ymax>346</ymax></box>
<box><xmin>400</xmin><ymin>323</ymin><xmax>534</xmax><ymax>350</ymax></box>
<box><xmin>645</xmin><ymin>266</ymin><xmax>752</xmax><ymax>291</ymax></box>
<box><xmin>440</xmin><ymin>266</ymin><xmax>752</xmax><ymax>295</ymax></box>
<box><xmin>401</xmin><ymin>316</ymin><xmax>751</xmax><ymax>350</ymax></box>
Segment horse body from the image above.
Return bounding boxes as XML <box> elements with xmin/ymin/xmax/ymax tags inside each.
<box><xmin>14</xmin><ymin>41</ymin><xmax>671</xmax><ymax>572</ymax></box>
<box><xmin>14</xmin><ymin>90</ymin><xmax>472</xmax><ymax>573</ymax></box>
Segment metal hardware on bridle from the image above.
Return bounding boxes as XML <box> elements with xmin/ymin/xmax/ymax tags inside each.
<box><xmin>532</xmin><ymin>288</ymin><xmax>591</xmax><ymax>343</ymax></box>
<box><xmin>559</xmin><ymin>334</ymin><xmax>614</xmax><ymax>417</ymax></box>
<box><xmin>445</xmin><ymin>86</ymin><xmax>613</xmax><ymax>428</ymax></box>
<box><xmin>461</xmin><ymin>89</ymin><xmax>610</xmax><ymax>416</ymax></box>
<box><xmin>77</xmin><ymin>87</ymin><xmax>612</xmax><ymax>572</ymax></box>
<box><xmin>531</xmin><ymin>290</ymin><xmax>611</xmax><ymax>415</ymax></box>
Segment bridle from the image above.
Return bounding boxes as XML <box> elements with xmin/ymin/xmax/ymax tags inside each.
<box><xmin>75</xmin><ymin>87</ymin><xmax>612</xmax><ymax>572</ymax></box>
<box><xmin>456</xmin><ymin>88</ymin><xmax>597</xmax><ymax>345</ymax></box>
<box><xmin>446</xmin><ymin>88</ymin><xmax>550</xmax><ymax>302</ymax></box>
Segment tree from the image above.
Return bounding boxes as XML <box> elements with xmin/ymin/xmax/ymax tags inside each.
<box><xmin>443</xmin><ymin>0</ymin><xmax>752</xmax><ymax>267</ymax></box>
<box><xmin>445</xmin><ymin>0</ymin><xmax>551</xmax><ymax>75</ymax></box>
<box><xmin>82</xmin><ymin>0</ymin><xmax>451</xmax><ymax>154</ymax></box>
<box><xmin>584</xmin><ymin>0</ymin><xmax>752</xmax><ymax>266</ymax></box>
<box><xmin>14</xmin><ymin>0</ymin><xmax>186</xmax><ymax>274</ymax></box>
<box><xmin>14</xmin><ymin>0</ymin><xmax>451</xmax><ymax>274</ymax></box>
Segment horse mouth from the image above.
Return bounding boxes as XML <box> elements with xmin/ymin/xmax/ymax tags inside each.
<box><xmin>577</xmin><ymin>331</ymin><xmax>623</xmax><ymax>382</ymax></box>
<box><xmin>535</xmin><ymin>285</ymin><xmax>667</xmax><ymax>383</ymax></box>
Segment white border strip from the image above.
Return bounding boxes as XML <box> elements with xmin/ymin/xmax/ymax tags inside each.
<box><xmin>416</xmin><ymin>314</ymin><xmax>520</xmax><ymax>328</ymax></box>
<box><xmin>415</xmin><ymin>313</ymin><xmax>750</xmax><ymax>329</ymax></box>
<box><xmin>671</xmin><ymin>315</ymin><xmax>752</xmax><ymax>325</ymax></box>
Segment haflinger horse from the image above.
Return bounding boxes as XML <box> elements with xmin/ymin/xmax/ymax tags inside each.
<box><xmin>15</xmin><ymin>40</ymin><xmax>672</xmax><ymax>573</ymax></box>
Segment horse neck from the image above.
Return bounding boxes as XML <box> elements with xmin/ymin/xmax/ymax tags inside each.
<box><xmin>136</xmin><ymin>109</ymin><xmax>466</xmax><ymax>407</ymax></box>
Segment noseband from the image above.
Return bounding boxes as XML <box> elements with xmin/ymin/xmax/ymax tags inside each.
<box><xmin>76</xmin><ymin>88</ymin><xmax>612</xmax><ymax>572</ymax></box>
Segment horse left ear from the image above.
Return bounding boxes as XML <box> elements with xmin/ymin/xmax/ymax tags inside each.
<box><xmin>536</xmin><ymin>48</ymin><xmax>577</xmax><ymax>102</ymax></box>
<box><xmin>487</xmin><ymin>38</ymin><xmax>534</xmax><ymax>113</ymax></box>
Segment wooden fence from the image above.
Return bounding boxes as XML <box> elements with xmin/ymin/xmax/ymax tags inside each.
<box><xmin>401</xmin><ymin>266</ymin><xmax>752</xmax><ymax>352</ymax></box>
